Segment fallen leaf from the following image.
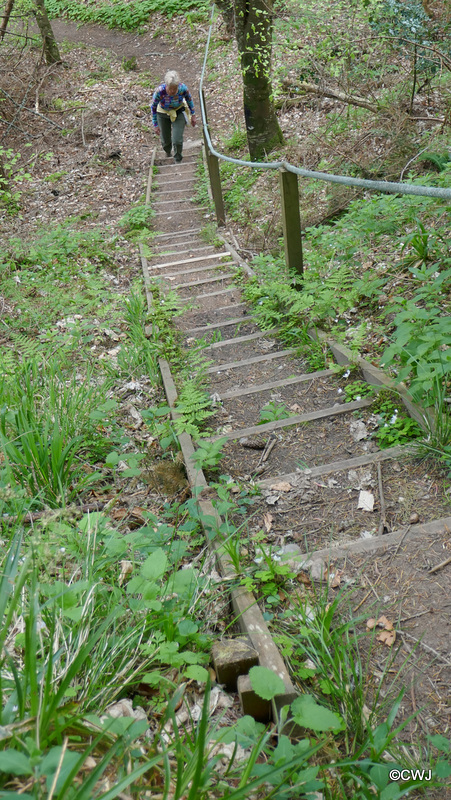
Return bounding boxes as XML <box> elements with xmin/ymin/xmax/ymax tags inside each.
<box><xmin>119</xmin><ymin>560</ymin><xmax>133</xmax><ymax>585</ymax></box>
<box><xmin>376</xmin><ymin>615</ymin><xmax>394</xmax><ymax>631</ymax></box>
<box><xmin>366</xmin><ymin>618</ymin><xmax>377</xmax><ymax>630</ymax></box>
<box><xmin>289</xmin><ymin>403</ymin><xmax>302</xmax><ymax>413</ymax></box>
<box><xmin>357</xmin><ymin>490</ymin><xmax>374</xmax><ymax>511</ymax></box>
<box><xmin>350</xmin><ymin>420</ymin><xmax>369</xmax><ymax>441</ymax></box>
<box><xmin>263</xmin><ymin>512</ymin><xmax>273</xmax><ymax>533</ymax></box>
<box><xmin>269</xmin><ymin>481</ymin><xmax>292</xmax><ymax>492</ymax></box>
<box><xmin>377</xmin><ymin>629</ymin><xmax>396</xmax><ymax>646</ymax></box>
<box><xmin>265</xmin><ymin>494</ymin><xmax>280</xmax><ymax>505</ymax></box>
<box><xmin>329</xmin><ymin>570</ymin><xmax>343</xmax><ymax>589</ymax></box>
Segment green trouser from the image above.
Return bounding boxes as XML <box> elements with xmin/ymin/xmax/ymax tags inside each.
<box><xmin>157</xmin><ymin>109</ymin><xmax>186</xmax><ymax>160</ymax></box>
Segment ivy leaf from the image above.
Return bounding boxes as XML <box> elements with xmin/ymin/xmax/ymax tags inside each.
<box><xmin>291</xmin><ymin>694</ymin><xmax>345</xmax><ymax>732</ymax></box>
<box><xmin>249</xmin><ymin>666</ymin><xmax>286</xmax><ymax>700</ymax></box>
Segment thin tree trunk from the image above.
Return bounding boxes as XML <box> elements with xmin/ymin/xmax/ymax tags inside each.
<box><xmin>0</xmin><ymin>0</ymin><xmax>16</xmax><ymax>41</ymax></box>
<box><xmin>234</xmin><ymin>0</ymin><xmax>284</xmax><ymax>160</ymax></box>
<box><xmin>33</xmin><ymin>0</ymin><xmax>61</xmax><ymax>64</ymax></box>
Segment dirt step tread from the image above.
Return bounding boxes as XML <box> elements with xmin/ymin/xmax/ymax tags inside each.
<box><xmin>205</xmin><ymin>348</ymin><xmax>298</xmax><ymax>373</ymax></box>
<box><xmin>185</xmin><ymin>314</ymin><xmax>255</xmax><ymax>333</ymax></box>
<box><xmin>218</xmin><ymin>368</ymin><xmax>336</xmax><ymax>400</ymax></box>
<box><xmin>171</xmin><ymin>273</ymin><xmax>235</xmax><ymax>290</ymax></box>
<box><xmin>204</xmin><ymin>329</ymin><xmax>277</xmax><ymax>350</ymax></box>
<box><xmin>205</xmin><ymin>397</ymin><xmax>373</xmax><ymax>441</ymax></box>
<box><xmin>258</xmin><ymin>443</ymin><xmax>413</xmax><ymax>486</ymax></box>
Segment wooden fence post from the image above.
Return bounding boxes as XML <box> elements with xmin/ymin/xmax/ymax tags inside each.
<box><xmin>279</xmin><ymin>168</ymin><xmax>303</xmax><ymax>278</ymax></box>
<box><xmin>201</xmin><ymin>89</ymin><xmax>226</xmax><ymax>227</ymax></box>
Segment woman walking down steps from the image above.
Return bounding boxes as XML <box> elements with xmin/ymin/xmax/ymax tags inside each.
<box><xmin>151</xmin><ymin>70</ymin><xmax>197</xmax><ymax>163</ymax></box>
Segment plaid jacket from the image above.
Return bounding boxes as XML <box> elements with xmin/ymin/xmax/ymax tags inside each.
<box><xmin>151</xmin><ymin>83</ymin><xmax>195</xmax><ymax>127</ymax></box>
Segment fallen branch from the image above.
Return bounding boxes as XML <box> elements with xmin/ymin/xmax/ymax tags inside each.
<box><xmin>0</xmin><ymin>86</ymin><xmax>64</xmax><ymax>129</ymax></box>
<box><xmin>3</xmin><ymin>501</ymin><xmax>111</xmax><ymax>526</ymax></box>
<box><xmin>428</xmin><ymin>554</ymin><xmax>451</xmax><ymax>575</ymax></box>
<box><xmin>280</xmin><ymin>80</ymin><xmax>379</xmax><ymax>113</ymax></box>
<box><xmin>377</xmin><ymin>462</ymin><xmax>387</xmax><ymax>536</ymax></box>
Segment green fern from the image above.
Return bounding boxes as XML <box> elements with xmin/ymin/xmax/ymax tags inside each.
<box><xmin>174</xmin><ymin>382</ymin><xmax>216</xmax><ymax>437</ymax></box>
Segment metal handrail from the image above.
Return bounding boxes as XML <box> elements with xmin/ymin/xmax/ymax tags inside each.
<box><xmin>199</xmin><ymin>6</ymin><xmax>451</xmax><ymax>200</ymax></box>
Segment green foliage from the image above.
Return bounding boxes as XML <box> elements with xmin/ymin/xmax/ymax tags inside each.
<box><xmin>0</xmin><ymin>146</ymin><xmax>31</xmax><ymax>213</ymax></box>
<box><xmin>43</xmin><ymin>0</ymin><xmax>210</xmax><ymax>28</ymax></box>
<box><xmin>224</xmin><ymin>126</ymin><xmax>248</xmax><ymax>152</ymax></box>
<box><xmin>0</xmin><ymin>359</ymin><xmax>116</xmax><ymax>509</ymax></box>
<box><xmin>117</xmin><ymin>289</ymin><xmax>161</xmax><ymax>382</ymax></box>
<box><xmin>219</xmin><ymin>162</ymin><xmax>261</xmax><ymax>222</ymax></box>
<box><xmin>174</xmin><ymin>382</ymin><xmax>216</xmax><ymax>437</ymax></box>
<box><xmin>118</xmin><ymin>203</ymin><xmax>155</xmax><ymax>238</ymax></box>
<box><xmin>259</xmin><ymin>400</ymin><xmax>291</xmax><ymax>423</ymax></box>
<box><xmin>291</xmin><ymin>694</ymin><xmax>345</xmax><ymax>733</ymax></box>
<box><xmin>122</xmin><ymin>55</ymin><xmax>137</xmax><ymax>72</ymax></box>
<box><xmin>369</xmin><ymin>0</ymin><xmax>447</xmax><ymax>76</ymax></box>
<box><xmin>249</xmin><ymin>665</ymin><xmax>286</xmax><ymax>700</ymax></box>
<box><xmin>416</xmin><ymin>379</ymin><xmax>451</xmax><ymax>473</ymax></box>
<box><xmin>344</xmin><ymin>380</ymin><xmax>375</xmax><ymax>402</ymax></box>
<box><xmin>191</xmin><ymin>438</ymin><xmax>227</xmax><ymax>472</ymax></box>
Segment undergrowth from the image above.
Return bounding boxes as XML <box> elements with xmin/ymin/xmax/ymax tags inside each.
<box><xmin>37</xmin><ymin>0</ymin><xmax>210</xmax><ymax>28</ymax></box>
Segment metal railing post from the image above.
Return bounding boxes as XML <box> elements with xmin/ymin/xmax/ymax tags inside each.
<box><xmin>200</xmin><ymin>88</ymin><xmax>226</xmax><ymax>227</ymax></box>
<box><xmin>279</xmin><ymin>168</ymin><xmax>303</xmax><ymax>278</ymax></box>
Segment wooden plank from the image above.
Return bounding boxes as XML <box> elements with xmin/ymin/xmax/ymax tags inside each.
<box><xmin>202</xmin><ymin>88</ymin><xmax>226</xmax><ymax>227</ymax></box>
<box><xmin>204</xmin><ymin>329</ymin><xmax>276</xmax><ymax>350</ymax></box>
<box><xmin>151</xmin><ymin>252</ymin><xmax>232</xmax><ymax>270</ymax></box>
<box><xmin>152</xmin><ymin>260</ymin><xmax>234</xmax><ymax>274</ymax></box>
<box><xmin>155</xmin><ymin>178</ymin><xmax>195</xmax><ymax>186</ymax></box>
<box><xmin>161</xmin><ymin>263</ymin><xmax>233</xmax><ymax>279</ymax></box>
<box><xmin>186</xmin><ymin>314</ymin><xmax>255</xmax><ymax>333</ymax></box>
<box><xmin>179</xmin><ymin>287</ymin><xmax>237</xmax><ymax>304</ymax></box>
<box><xmin>219</xmin><ymin>368</ymin><xmax>335</xmax><ymax>400</ymax></box>
<box><xmin>154</xmin><ymin>246</ymin><xmax>215</xmax><ymax>257</ymax></box>
<box><xmin>205</xmin><ymin>348</ymin><xmax>298</xmax><ymax>373</ymax></box>
<box><xmin>258</xmin><ymin>444</ymin><xmax>413</xmax><ymax>487</ymax></box>
<box><xmin>204</xmin><ymin>397</ymin><xmax>373</xmax><ymax>442</ymax></box>
<box><xmin>290</xmin><ymin>516</ymin><xmax>451</xmax><ymax>568</ymax></box>
<box><xmin>152</xmin><ymin>227</ymin><xmax>201</xmax><ymax>238</ymax></box>
<box><xmin>154</xmin><ymin>207</ymin><xmax>204</xmax><ymax>216</ymax></box>
<box><xmin>171</xmin><ymin>273</ymin><xmax>235</xmax><ymax>290</ymax></box>
<box><xmin>279</xmin><ymin>169</ymin><xmax>303</xmax><ymax>277</ymax></box>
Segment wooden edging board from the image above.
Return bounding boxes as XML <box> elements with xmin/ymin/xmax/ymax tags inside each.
<box><xmin>158</xmin><ymin>357</ymin><xmax>298</xmax><ymax>721</ymax></box>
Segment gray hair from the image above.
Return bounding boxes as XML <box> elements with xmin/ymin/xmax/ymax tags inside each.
<box><xmin>165</xmin><ymin>70</ymin><xmax>180</xmax><ymax>87</ymax></box>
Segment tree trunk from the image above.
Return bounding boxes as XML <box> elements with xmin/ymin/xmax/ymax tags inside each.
<box><xmin>0</xmin><ymin>0</ymin><xmax>16</xmax><ymax>41</ymax></box>
<box><xmin>234</xmin><ymin>0</ymin><xmax>284</xmax><ymax>160</ymax></box>
<box><xmin>33</xmin><ymin>0</ymin><xmax>61</xmax><ymax>64</ymax></box>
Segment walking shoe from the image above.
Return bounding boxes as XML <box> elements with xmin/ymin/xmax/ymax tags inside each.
<box><xmin>174</xmin><ymin>155</ymin><xmax>183</xmax><ymax>163</ymax></box>
<box><xmin>164</xmin><ymin>148</ymin><xmax>172</xmax><ymax>157</ymax></box>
